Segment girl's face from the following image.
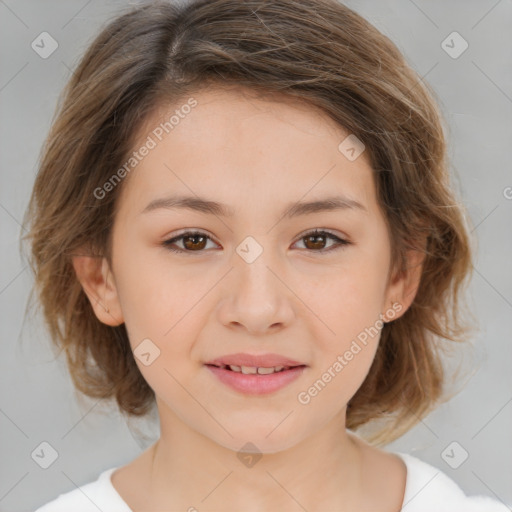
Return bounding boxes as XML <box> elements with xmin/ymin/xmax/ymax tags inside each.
<box><xmin>79</xmin><ymin>86</ymin><xmax>419</xmax><ymax>453</ymax></box>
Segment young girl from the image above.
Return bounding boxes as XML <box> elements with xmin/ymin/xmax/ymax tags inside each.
<box><xmin>25</xmin><ymin>0</ymin><xmax>508</xmax><ymax>510</ymax></box>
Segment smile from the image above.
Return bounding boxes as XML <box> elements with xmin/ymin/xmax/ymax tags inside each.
<box><xmin>213</xmin><ymin>364</ymin><xmax>294</xmax><ymax>374</ymax></box>
<box><xmin>205</xmin><ymin>363</ymin><xmax>307</xmax><ymax>394</ymax></box>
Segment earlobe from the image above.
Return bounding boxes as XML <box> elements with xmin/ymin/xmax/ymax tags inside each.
<box><xmin>71</xmin><ymin>254</ymin><xmax>124</xmax><ymax>326</ymax></box>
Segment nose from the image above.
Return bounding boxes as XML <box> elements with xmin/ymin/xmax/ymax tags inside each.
<box><xmin>217</xmin><ymin>251</ymin><xmax>296</xmax><ymax>336</ymax></box>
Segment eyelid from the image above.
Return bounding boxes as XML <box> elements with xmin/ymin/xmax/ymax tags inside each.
<box><xmin>295</xmin><ymin>227</ymin><xmax>348</xmax><ymax>241</ymax></box>
<box><xmin>165</xmin><ymin>227</ymin><xmax>348</xmax><ymax>242</ymax></box>
<box><xmin>165</xmin><ymin>228</ymin><xmax>218</xmax><ymax>244</ymax></box>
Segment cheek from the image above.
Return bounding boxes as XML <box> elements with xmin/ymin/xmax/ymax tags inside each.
<box><xmin>308</xmin><ymin>251</ymin><xmax>389</xmax><ymax>346</ymax></box>
<box><xmin>114</xmin><ymin>241</ymin><xmax>199</xmax><ymax>328</ymax></box>
<box><xmin>295</xmin><ymin>263</ymin><xmax>386</xmax><ymax>413</ymax></box>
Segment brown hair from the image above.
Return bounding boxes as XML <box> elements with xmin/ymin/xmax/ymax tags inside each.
<box><xmin>22</xmin><ymin>0</ymin><xmax>474</xmax><ymax>445</ymax></box>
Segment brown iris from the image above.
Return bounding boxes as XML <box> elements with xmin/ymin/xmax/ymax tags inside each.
<box><xmin>182</xmin><ymin>234</ymin><xmax>208</xmax><ymax>251</ymax></box>
<box><xmin>302</xmin><ymin>233</ymin><xmax>328</xmax><ymax>250</ymax></box>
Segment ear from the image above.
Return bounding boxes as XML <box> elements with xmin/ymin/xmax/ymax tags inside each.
<box><xmin>71</xmin><ymin>254</ymin><xmax>124</xmax><ymax>326</ymax></box>
<box><xmin>382</xmin><ymin>246</ymin><xmax>425</xmax><ymax>322</ymax></box>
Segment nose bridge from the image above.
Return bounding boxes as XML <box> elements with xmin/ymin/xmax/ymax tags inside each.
<box><xmin>219</xmin><ymin>235</ymin><xmax>295</xmax><ymax>333</ymax></box>
<box><xmin>234</xmin><ymin>237</ymin><xmax>282</xmax><ymax>305</ymax></box>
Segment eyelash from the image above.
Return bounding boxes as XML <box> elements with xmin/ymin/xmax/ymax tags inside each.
<box><xmin>162</xmin><ymin>229</ymin><xmax>351</xmax><ymax>255</ymax></box>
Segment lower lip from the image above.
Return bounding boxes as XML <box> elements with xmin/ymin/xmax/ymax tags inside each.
<box><xmin>206</xmin><ymin>365</ymin><xmax>306</xmax><ymax>395</ymax></box>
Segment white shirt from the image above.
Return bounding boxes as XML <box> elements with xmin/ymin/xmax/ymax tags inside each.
<box><xmin>34</xmin><ymin>452</ymin><xmax>509</xmax><ymax>511</ymax></box>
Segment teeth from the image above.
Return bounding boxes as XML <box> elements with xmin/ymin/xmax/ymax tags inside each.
<box><xmin>226</xmin><ymin>365</ymin><xmax>290</xmax><ymax>374</ymax></box>
<box><xmin>257</xmin><ymin>367</ymin><xmax>275</xmax><ymax>375</ymax></box>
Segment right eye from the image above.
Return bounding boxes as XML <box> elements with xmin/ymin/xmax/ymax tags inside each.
<box><xmin>162</xmin><ymin>230</ymin><xmax>219</xmax><ymax>253</ymax></box>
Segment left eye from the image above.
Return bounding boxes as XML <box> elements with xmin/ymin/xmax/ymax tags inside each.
<box><xmin>162</xmin><ymin>229</ymin><xmax>350</xmax><ymax>254</ymax></box>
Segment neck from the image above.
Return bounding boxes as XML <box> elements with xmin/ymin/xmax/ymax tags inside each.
<box><xmin>145</xmin><ymin>407</ymin><xmax>364</xmax><ymax>511</ymax></box>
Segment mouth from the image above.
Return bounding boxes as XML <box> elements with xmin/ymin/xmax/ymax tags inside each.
<box><xmin>204</xmin><ymin>357</ymin><xmax>307</xmax><ymax>395</ymax></box>
<box><xmin>205</xmin><ymin>353</ymin><xmax>306</xmax><ymax>369</ymax></box>
<box><xmin>205</xmin><ymin>363</ymin><xmax>305</xmax><ymax>375</ymax></box>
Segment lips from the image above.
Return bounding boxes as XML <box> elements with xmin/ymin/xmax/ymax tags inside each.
<box><xmin>204</xmin><ymin>353</ymin><xmax>307</xmax><ymax>395</ymax></box>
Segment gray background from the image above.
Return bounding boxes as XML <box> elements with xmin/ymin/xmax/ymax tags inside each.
<box><xmin>1</xmin><ymin>1</ymin><xmax>511</xmax><ymax>510</ymax></box>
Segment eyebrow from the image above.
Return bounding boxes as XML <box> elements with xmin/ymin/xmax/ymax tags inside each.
<box><xmin>141</xmin><ymin>194</ymin><xmax>367</xmax><ymax>218</ymax></box>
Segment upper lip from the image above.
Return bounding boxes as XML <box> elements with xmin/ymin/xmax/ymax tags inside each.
<box><xmin>206</xmin><ymin>353</ymin><xmax>306</xmax><ymax>368</ymax></box>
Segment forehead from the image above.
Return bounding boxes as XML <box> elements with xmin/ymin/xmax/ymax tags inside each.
<box><xmin>115</xmin><ymin>85</ymin><xmax>377</xmax><ymax>219</ymax></box>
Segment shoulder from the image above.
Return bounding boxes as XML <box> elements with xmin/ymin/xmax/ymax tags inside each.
<box><xmin>396</xmin><ymin>452</ymin><xmax>510</xmax><ymax>512</ymax></box>
<box><xmin>34</xmin><ymin>466</ymin><xmax>131</xmax><ymax>512</ymax></box>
